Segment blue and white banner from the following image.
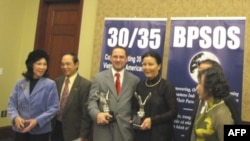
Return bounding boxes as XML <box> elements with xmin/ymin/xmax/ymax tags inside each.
<box><xmin>167</xmin><ymin>17</ymin><xmax>246</xmax><ymax>141</ymax></box>
<box><xmin>100</xmin><ymin>18</ymin><xmax>167</xmax><ymax>79</ymax></box>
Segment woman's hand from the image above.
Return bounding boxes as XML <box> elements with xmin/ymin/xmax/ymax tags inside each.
<box><xmin>21</xmin><ymin>119</ymin><xmax>38</xmax><ymax>133</ymax></box>
<box><xmin>14</xmin><ymin>116</ymin><xmax>25</xmax><ymax>131</ymax></box>
<box><xmin>140</xmin><ymin>117</ymin><xmax>151</xmax><ymax>130</ymax></box>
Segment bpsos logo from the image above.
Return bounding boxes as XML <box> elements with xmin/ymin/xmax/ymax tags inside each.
<box><xmin>189</xmin><ymin>51</ymin><xmax>220</xmax><ymax>83</ymax></box>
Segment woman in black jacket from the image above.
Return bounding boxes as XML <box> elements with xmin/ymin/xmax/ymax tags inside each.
<box><xmin>131</xmin><ymin>51</ymin><xmax>178</xmax><ymax>141</ymax></box>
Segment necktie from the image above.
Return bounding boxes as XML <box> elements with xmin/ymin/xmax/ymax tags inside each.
<box><xmin>58</xmin><ymin>78</ymin><xmax>70</xmax><ymax>120</ymax></box>
<box><xmin>115</xmin><ymin>73</ymin><xmax>121</xmax><ymax>95</ymax></box>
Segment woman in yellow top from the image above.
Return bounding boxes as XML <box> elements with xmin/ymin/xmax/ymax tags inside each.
<box><xmin>194</xmin><ymin>67</ymin><xmax>234</xmax><ymax>141</ymax></box>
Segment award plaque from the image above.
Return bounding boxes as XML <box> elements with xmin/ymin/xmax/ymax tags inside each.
<box><xmin>132</xmin><ymin>92</ymin><xmax>151</xmax><ymax>129</ymax></box>
<box><xmin>95</xmin><ymin>90</ymin><xmax>115</xmax><ymax>122</ymax></box>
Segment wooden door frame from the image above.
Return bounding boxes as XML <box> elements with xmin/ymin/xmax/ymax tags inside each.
<box><xmin>34</xmin><ymin>0</ymin><xmax>49</xmax><ymax>50</ymax></box>
<box><xmin>34</xmin><ymin>0</ymin><xmax>83</xmax><ymax>51</ymax></box>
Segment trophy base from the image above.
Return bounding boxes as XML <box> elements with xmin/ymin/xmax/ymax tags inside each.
<box><xmin>132</xmin><ymin>123</ymin><xmax>142</xmax><ymax>129</ymax></box>
<box><xmin>132</xmin><ymin>115</ymin><xmax>142</xmax><ymax>129</ymax></box>
<box><xmin>106</xmin><ymin>111</ymin><xmax>116</xmax><ymax>123</ymax></box>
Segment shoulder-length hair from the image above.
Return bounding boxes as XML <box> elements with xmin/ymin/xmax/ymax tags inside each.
<box><xmin>22</xmin><ymin>49</ymin><xmax>49</xmax><ymax>80</ymax></box>
<box><xmin>198</xmin><ymin>67</ymin><xmax>230</xmax><ymax>99</ymax></box>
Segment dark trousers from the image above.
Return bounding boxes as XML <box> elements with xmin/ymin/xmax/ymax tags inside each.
<box><xmin>50</xmin><ymin>120</ymin><xmax>64</xmax><ymax>141</ymax></box>
<box><xmin>15</xmin><ymin>132</ymin><xmax>50</xmax><ymax>141</ymax></box>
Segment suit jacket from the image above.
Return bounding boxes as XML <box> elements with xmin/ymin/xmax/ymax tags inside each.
<box><xmin>8</xmin><ymin>77</ymin><xmax>59</xmax><ymax>134</ymax></box>
<box><xmin>88</xmin><ymin>69</ymin><xmax>140</xmax><ymax>141</ymax></box>
<box><xmin>53</xmin><ymin>74</ymin><xmax>92</xmax><ymax>141</ymax></box>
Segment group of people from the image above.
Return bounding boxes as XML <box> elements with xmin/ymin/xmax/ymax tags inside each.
<box><xmin>7</xmin><ymin>46</ymin><xmax>241</xmax><ymax>141</ymax></box>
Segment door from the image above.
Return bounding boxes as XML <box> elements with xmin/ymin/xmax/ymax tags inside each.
<box><xmin>35</xmin><ymin>0</ymin><xmax>83</xmax><ymax>79</ymax></box>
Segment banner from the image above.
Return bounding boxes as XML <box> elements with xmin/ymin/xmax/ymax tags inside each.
<box><xmin>167</xmin><ymin>17</ymin><xmax>246</xmax><ymax>141</ymax></box>
<box><xmin>100</xmin><ymin>18</ymin><xmax>167</xmax><ymax>78</ymax></box>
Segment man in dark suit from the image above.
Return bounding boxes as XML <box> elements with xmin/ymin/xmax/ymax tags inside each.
<box><xmin>88</xmin><ymin>46</ymin><xmax>140</xmax><ymax>141</ymax></box>
<box><xmin>185</xmin><ymin>59</ymin><xmax>241</xmax><ymax>141</ymax></box>
<box><xmin>51</xmin><ymin>53</ymin><xmax>92</xmax><ymax>141</ymax></box>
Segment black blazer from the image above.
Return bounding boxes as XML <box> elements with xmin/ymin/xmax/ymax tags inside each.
<box><xmin>223</xmin><ymin>94</ymin><xmax>242</xmax><ymax>124</ymax></box>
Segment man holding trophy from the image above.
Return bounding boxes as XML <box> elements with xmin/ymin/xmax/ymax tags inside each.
<box><xmin>94</xmin><ymin>90</ymin><xmax>115</xmax><ymax>123</ymax></box>
<box><xmin>131</xmin><ymin>51</ymin><xmax>178</xmax><ymax>141</ymax></box>
<box><xmin>88</xmin><ymin>46</ymin><xmax>140</xmax><ymax>141</ymax></box>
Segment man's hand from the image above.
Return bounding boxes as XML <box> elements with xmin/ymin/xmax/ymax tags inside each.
<box><xmin>96</xmin><ymin>112</ymin><xmax>112</xmax><ymax>125</ymax></box>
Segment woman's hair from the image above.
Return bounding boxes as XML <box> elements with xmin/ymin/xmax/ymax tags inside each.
<box><xmin>142</xmin><ymin>50</ymin><xmax>162</xmax><ymax>65</ymax></box>
<box><xmin>22</xmin><ymin>49</ymin><xmax>49</xmax><ymax>79</ymax></box>
<box><xmin>198</xmin><ymin>67</ymin><xmax>230</xmax><ymax>99</ymax></box>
